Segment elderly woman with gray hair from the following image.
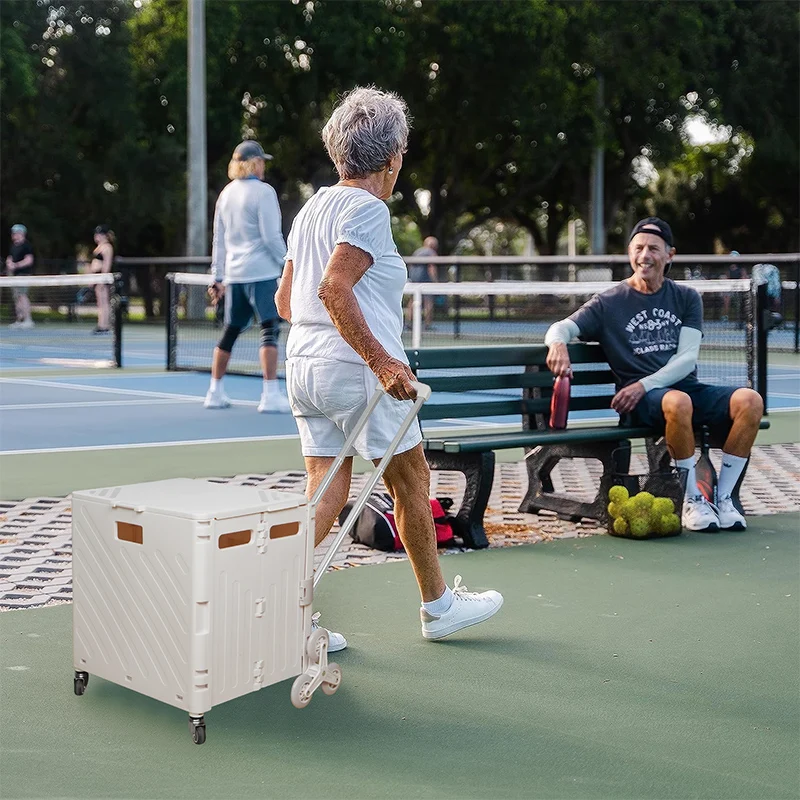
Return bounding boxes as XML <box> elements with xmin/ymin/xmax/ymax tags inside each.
<box><xmin>276</xmin><ymin>87</ymin><xmax>503</xmax><ymax>650</ymax></box>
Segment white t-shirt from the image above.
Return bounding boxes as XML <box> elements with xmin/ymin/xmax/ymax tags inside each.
<box><xmin>284</xmin><ymin>186</ymin><xmax>408</xmax><ymax>365</ymax></box>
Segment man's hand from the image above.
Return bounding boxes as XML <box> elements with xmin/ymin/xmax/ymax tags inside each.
<box><xmin>611</xmin><ymin>381</ymin><xmax>646</xmax><ymax>414</ymax></box>
<box><xmin>208</xmin><ymin>281</ymin><xmax>224</xmax><ymax>306</ymax></box>
<box><xmin>546</xmin><ymin>342</ymin><xmax>573</xmax><ymax>377</ymax></box>
<box><xmin>372</xmin><ymin>356</ymin><xmax>418</xmax><ymax>401</ymax></box>
<box><xmin>5</xmin><ymin>256</ymin><xmax>14</xmax><ymax>274</ymax></box>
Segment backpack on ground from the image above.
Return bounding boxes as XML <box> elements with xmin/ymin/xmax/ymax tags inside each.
<box><xmin>338</xmin><ymin>493</ymin><xmax>458</xmax><ymax>552</ymax></box>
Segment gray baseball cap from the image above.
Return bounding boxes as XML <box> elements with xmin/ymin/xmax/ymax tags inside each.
<box><xmin>232</xmin><ymin>140</ymin><xmax>273</xmax><ymax>161</ymax></box>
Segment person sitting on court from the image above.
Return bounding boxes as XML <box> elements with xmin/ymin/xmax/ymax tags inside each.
<box><xmin>276</xmin><ymin>86</ymin><xmax>503</xmax><ymax>650</ymax></box>
<box><xmin>205</xmin><ymin>140</ymin><xmax>290</xmax><ymax>413</ymax></box>
<box><xmin>544</xmin><ymin>216</ymin><xmax>764</xmax><ymax>533</ymax></box>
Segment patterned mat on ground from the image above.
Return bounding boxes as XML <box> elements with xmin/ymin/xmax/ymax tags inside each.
<box><xmin>1</xmin><ymin>444</ymin><xmax>798</xmax><ymax>611</ymax></box>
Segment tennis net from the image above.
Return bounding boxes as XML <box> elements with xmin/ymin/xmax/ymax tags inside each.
<box><xmin>0</xmin><ymin>273</ymin><xmax>122</xmax><ymax>368</ymax></box>
<box><xmin>166</xmin><ymin>273</ymin><xmax>754</xmax><ymax>388</ymax></box>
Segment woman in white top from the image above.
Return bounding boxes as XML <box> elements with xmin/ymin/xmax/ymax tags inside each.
<box><xmin>276</xmin><ymin>87</ymin><xmax>502</xmax><ymax>649</ymax></box>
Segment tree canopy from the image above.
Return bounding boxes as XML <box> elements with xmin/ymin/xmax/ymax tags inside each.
<box><xmin>1</xmin><ymin>0</ymin><xmax>797</xmax><ymax>260</ymax></box>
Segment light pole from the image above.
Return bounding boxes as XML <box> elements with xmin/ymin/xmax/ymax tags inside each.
<box><xmin>186</xmin><ymin>0</ymin><xmax>207</xmax><ymax>317</ymax></box>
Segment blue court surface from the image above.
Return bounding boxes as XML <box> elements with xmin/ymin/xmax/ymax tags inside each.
<box><xmin>1</xmin><ymin>363</ymin><xmax>798</xmax><ymax>454</ymax></box>
<box><xmin>0</xmin><ymin>321</ymin><xmax>798</xmax><ymax>453</ymax></box>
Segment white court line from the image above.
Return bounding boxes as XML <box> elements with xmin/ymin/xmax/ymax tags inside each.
<box><xmin>0</xmin><ymin>376</ymin><xmax>205</xmax><ymax>402</ymax></box>
<box><xmin>1</xmin><ymin>433</ymin><xmax>300</xmax><ymax>456</ymax></box>
<box><xmin>0</xmin><ymin>398</ymin><xmax>192</xmax><ymax>411</ymax></box>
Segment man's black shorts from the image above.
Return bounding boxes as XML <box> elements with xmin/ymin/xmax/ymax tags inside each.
<box><xmin>630</xmin><ymin>378</ymin><xmax>738</xmax><ymax>440</ymax></box>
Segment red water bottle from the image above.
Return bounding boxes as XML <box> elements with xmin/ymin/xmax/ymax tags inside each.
<box><xmin>549</xmin><ymin>374</ymin><xmax>571</xmax><ymax>430</ymax></box>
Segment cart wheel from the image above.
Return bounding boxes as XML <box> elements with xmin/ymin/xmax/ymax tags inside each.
<box><xmin>189</xmin><ymin>716</ymin><xmax>206</xmax><ymax>745</ymax></box>
<box><xmin>74</xmin><ymin>671</ymin><xmax>89</xmax><ymax>696</ymax></box>
<box><xmin>320</xmin><ymin>663</ymin><xmax>342</xmax><ymax>696</ymax></box>
<box><xmin>306</xmin><ymin>627</ymin><xmax>328</xmax><ymax>662</ymax></box>
<box><xmin>291</xmin><ymin>673</ymin><xmax>314</xmax><ymax>709</ymax></box>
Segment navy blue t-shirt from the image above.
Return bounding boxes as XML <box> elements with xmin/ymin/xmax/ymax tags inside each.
<box><xmin>568</xmin><ymin>279</ymin><xmax>703</xmax><ymax>388</ymax></box>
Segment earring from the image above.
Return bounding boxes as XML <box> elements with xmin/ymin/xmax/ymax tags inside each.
<box><xmin>388</xmin><ymin>167</ymin><xmax>394</xmax><ymax>174</ymax></box>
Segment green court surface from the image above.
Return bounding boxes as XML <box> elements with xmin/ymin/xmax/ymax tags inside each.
<box><xmin>2</xmin><ymin>516</ymin><xmax>798</xmax><ymax>800</ymax></box>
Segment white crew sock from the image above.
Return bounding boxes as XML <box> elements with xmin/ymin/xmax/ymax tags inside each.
<box><xmin>676</xmin><ymin>456</ymin><xmax>700</xmax><ymax>500</ymax></box>
<box><xmin>422</xmin><ymin>586</ymin><xmax>454</xmax><ymax>616</ymax></box>
<box><xmin>263</xmin><ymin>379</ymin><xmax>279</xmax><ymax>396</ymax></box>
<box><xmin>718</xmin><ymin>453</ymin><xmax>748</xmax><ymax>500</ymax></box>
<box><xmin>210</xmin><ymin>377</ymin><xmax>222</xmax><ymax>393</ymax></box>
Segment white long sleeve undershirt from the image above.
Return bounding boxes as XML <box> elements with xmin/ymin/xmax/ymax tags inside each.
<box><xmin>543</xmin><ymin>319</ymin><xmax>703</xmax><ymax>392</ymax></box>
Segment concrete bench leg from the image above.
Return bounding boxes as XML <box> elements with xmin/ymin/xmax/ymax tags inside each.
<box><xmin>424</xmin><ymin>451</ymin><xmax>493</xmax><ymax>549</ymax></box>
<box><xmin>520</xmin><ymin>440</ymin><xmax>631</xmax><ymax>522</ymax></box>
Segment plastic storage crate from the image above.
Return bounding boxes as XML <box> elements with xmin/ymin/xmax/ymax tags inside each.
<box><xmin>72</xmin><ymin>382</ymin><xmax>431</xmax><ymax>744</ymax></box>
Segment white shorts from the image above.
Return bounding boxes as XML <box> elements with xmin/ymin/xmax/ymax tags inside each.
<box><xmin>286</xmin><ymin>357</ymin><xmax>423</xmax><ymax>460</ymax></box>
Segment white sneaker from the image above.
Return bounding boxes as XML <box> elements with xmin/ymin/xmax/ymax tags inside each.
<box><xmin>421</xmin><ymin>575</ymin><xmax>504</xmax><ymax>640</ymax></box>
<box><xmin>8</xmin><ymin>321</ymin><xmax>22</xmax><ymax>329</ymax></box>
<box><xmin>257</xmin><ymin>391</ymin><xmax>291</xmax><ymax>413</ymax></box>
<box><xmin>311</xmin><ymin>612</ymin><xmax>347</xmax><ymax>652</ymax></box>
<box><xmin>682</xmin><ymin>496</ymin><xmax>720</xmax><ymax>532</ymax></box>
<box><xmin>203</xmin><ymin>389</ymin><xmax>231</xmax><ymax>409</ymax></box>
<box><xmin>716</xmin><ymin>495</ymin><xmax>747</xmax><ymax>530</ymax></box>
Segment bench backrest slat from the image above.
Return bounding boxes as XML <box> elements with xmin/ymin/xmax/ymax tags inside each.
<box><xmin>423</xmin><ymin>369</ymin><xmax>616</xmax><ymax>394</ymax></box>
<box><xmin>407</xmin><ymin>343</ymin><xmax>608</xmax><ymax>371</ymax></box>
<box><xmin>419</xmin><ymin>394</ymin><xmax>615</xmax><ymax>421</ymax></box>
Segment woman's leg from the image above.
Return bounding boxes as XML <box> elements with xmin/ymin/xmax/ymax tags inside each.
<box><xmin>378</xmin><ymin>444</ymin><xmax>446</xmax><ymax>602</ymax></box>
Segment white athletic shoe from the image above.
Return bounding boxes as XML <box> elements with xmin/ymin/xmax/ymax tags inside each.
<box><xmin>257</xmin><ymin>391</ymin><xmax>291</xmax><ymax>413</ymax></box>
<box><xmin>18</xmin><ymin>319</ymin><xmax>34</xmax><ymax>329</ymax></box>
<box><xmin>716</xmin><ymin>495</ymin><xmax>747</xmax><ymax>531</ymax></box>
<box><xmin>203</xmin><ymin>388</ymin><xmax>231</xmax><ymax>409</ymax></box>
<box><xmin>682</xmin><ymin>496</ymin><xmax>720</xmax><ymax>532</ymax></box>
<box><xmin>311</xmin><ymin>612</ymin><xmax>347</xmax><ymax>653</ymax></box>
<box><xmin>421</xmin><ymin>575</ymin><xmax>504</xmax><ymax>640</ymax></box>
<box><xmin>8</xmin><ymin>321</ymin><xmax>22</xmax><ymax>329</ymax></box>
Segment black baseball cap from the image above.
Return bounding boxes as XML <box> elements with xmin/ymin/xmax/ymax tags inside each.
<box><xmin>628</xmin><ymin>217</ymin><xmax>673</xmax><ymax>248</ymax></box>
<box><xmin>232</xmin><ymin>140</ymin><xmax>273</xmax><ymax>161</ymax></box>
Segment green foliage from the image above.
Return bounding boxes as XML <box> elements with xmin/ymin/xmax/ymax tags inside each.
<box><xmin>1</xmin><ymin>0</ymin><xmax>796</xmax><ymax>260</ymax></box>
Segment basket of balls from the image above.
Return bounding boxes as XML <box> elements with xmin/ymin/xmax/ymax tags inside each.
<box><xmin>606</xmin><ymin>468</ymin><xmax>687</xmax><ymax>539</ymax></box>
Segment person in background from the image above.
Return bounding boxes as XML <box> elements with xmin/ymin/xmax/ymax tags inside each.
<box><xmin>276</xmin><ymin>86</ymin><xmax>503</xmax><ymax>651</ymax></box>
<box><xmin>5</xmin><ymin>224</ymin><xmax>35</xmax><ymax>329</ymax></box>
<box><xmin>205</xmin><ymin>140</ymin><xmax>290</xmax><ymax>413</ymax></box>
<box><xmin>721</xmin><ymin>249</ymin><xmax>746</xmax><ymax>323</ymax></box>
<box><xmin>90</xmin><ymin>225</ymin><xmax>115</xmax><ymax>334</ymax></box>
<box><xmin>405</xmin><ymin>236</ymin><xmax>439</xmax><ymax>330</ymax></box>
<box><xmin>544</xmin><ymin>217</ymin><xmax>764</xmax><ymax>533</ymax></box>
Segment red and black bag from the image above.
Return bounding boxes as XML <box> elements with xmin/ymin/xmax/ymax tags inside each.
<box><xmin>338</xmin><ymin>493</ymin><xmax>457</xmax><ymax>552</ymax></box>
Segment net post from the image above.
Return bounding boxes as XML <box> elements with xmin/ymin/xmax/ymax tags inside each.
<box><xmin>113</xmin><ymin>272</ymin><xmax>123</xmax><ymax>368</ymax></box>
<box><xmin>755</xmin><ymin>281</ymin><xmax>768</xmax><ymax>413</ymax></box>
<box><xmin>166</xmin><ymin>273</ymin><xmax>177</xmax><ymax>371</ymax></box>
<box><xmin>794</xmin><ymin>260</ymin><xmax>799</xmax><ymax>354</ymax></box>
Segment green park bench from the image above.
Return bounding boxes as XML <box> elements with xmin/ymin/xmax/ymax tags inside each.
<box><xmin>406</xmin><ymin>343</ymin><xmax>769</xmax><ymax>549</ymax></box>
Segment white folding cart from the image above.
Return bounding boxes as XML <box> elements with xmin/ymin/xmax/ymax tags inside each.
<box><xmin>71</xmin><ymin>382</ymin><xmax>430</xmax><ymax>744</ymax></box>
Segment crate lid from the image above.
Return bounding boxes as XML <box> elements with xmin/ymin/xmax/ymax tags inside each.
<box><xmin>73</xmin><ymin>478</ymin><xmax>306</xmax><ymax>520</ymax></box>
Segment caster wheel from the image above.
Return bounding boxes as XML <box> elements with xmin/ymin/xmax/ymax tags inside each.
<box><xmin>189</xmin><ymin>716</ymin><xmax>206</xmax><ymax>745</ymax></box>
<box><xmin>74</xmin><ymin>671</ymin><xmax>89</xmax><ymax>696</ymax></box>
<box><xmin>306</xmin><ymin>627</ymin><xmax>328</xmax><ymax>662</ymax></box>
<box><xmin>321</xmin><ymin>663</ymin><xmax>342</xmax><ymax>696</ymax></box>
<box><xmin>291</xmin><ymin>673</ymin><xmax>314</xmax><ymax>709</ymax></box>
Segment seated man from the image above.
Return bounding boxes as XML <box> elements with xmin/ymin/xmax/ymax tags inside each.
<box><xmin>544</xmin><ymin>217</ymin><xmax>764</xmax><ymax>532</ymax></box>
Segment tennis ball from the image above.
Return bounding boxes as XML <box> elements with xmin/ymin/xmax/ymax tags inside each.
<box><xmin>652</xmin><ymin>497</ymin><xmax>675</xmax><ymax>516</ymax></box>
<box><xmin>608</xmin><ymin>485</ymin><xmax>629</xmax><ymax>504</ymax></box>
<box><xmin>612</xmin><ymin>517</ymin><xmax>629</xmax><ymax>536</ymax></box>
<box><xmin>607</xmin><ymin>502</ymin><xmax>622</xmax><ymax>519</ymax></box>
<box><xmin>647</xmin><ymin>511</ymin><xmax>663</xmax><ymax>532</ymax></box>
<box><xmin>665</xmin><ymin>513</ymin><xmax>681</xmax><ymax>534</ymax></box>
<box><xmin>633</xmin><ymin>491</ymin><xmax>655</xmax><ymax>511</ymax></box>
<box><xmin>629</xmin><ymin>517</ymin><xmax>650</xmax><ymax>538</ymax></box>
<box><xmin>620</xmin><ymin>498</ymin><xmax>638</xmax><ymax>521</ymax></box>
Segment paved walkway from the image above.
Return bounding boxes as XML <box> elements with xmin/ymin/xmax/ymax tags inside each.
<box><xmin>1</xmin><ymin>443</ymin><xmax>799</xmax><ymax>611</ymax></box>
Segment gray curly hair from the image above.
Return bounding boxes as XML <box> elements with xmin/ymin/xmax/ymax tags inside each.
<box><xmin>321</xmin><ymin>86</ymin><xmax>410</xmax><ymax>180</ymax></box>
